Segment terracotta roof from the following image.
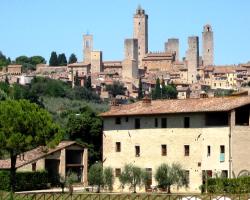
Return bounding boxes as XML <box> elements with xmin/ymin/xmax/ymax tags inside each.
<box><xmin>0</xmin><ymin>141</ymin><xmax>83</xmax><ymax>169</ymax></box>
<box><xmin>100</xmin><ymin>96</ymin><xmax>250</xmax><ymax>117</ymax></box>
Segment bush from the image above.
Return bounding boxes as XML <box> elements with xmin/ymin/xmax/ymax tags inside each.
<box><xmin>0</xmin><ymin>170</ymin><xmax>49</xmax><ymax>191</ymax></box>
<box><xmin>207</xmin><ymin>177</ymin><xmax>250</xmax><ymax>194</ymax></box>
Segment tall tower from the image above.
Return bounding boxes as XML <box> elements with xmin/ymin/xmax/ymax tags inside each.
<box><xmin>165</xmin><ymin>38</ymin><xmax>179</xmax><ymax>61</ymax></box>
<box><xmin>133</xmin><ymin>5</ymin><xmax>148</xmax><ymax>68</ymax></box>
<box><xmin>122</xmin><ymin>38</ymin><xmax>138</xmax><ymax>79</ymax></box>
<box><xmin>83</xmin><ymin>34</ymin><xmax>93</xmax><ymax>63</ymax></box>
<box><xmin>202</xmin><ymin>24</ymin><xmax>214</xmax><ymax>66</ymax></box>
<box><xmin>186</xmin><ymin>36</ymin><xmax>199</xmax><ymax>84</ymax></box>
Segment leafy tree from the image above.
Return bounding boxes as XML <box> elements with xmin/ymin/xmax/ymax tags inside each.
<box><xmin>155</xmin><ymin>163</ymin><xmax>188</xmax><ymax>193</ymax></box>
<box><xmin>69</xmin><ymin>53</ymin><xmax>77</xmax><ymax>64</ymax></box>
<box><xmin>103</xmin><ymin>167</ymin><xmax>114</xmax><ymax>191</ymax></box>
<box><xmin>66</xmin><ymin>106</ymin><xmax>102</xmax><ymax>164</ymax></box>
<box><xmin>106</xmin><ymin>81</ymin><xmax>126</xmax><ymax>98</ymax></box>
<box><xmin>49</xmin><ymin>51</ymin><xmax>58</xmax><ymax>66</ymax></box>
<box><xmin>0</xmin><ymin>51</ymin><xmax>11</xmax><ymax>67</ymax></box>
<box><xmin>15</xmin><ymin>56</ymin><xmax>30</xmax><ymax>65</ymax></box>
<box><xmin>66</xmin><ymin>171</ymin><xmax>78</xmax><ymax>195</ymax></box>
<box><xmin>152</xmin><ymin>78</ymin><xmax>161</xmax><ymax>99</ymax></box>
<box><xmin>30</xmin><ymin>56</ymin><xmax>46</xmax><ymax>65</ymax></box>
<box><xmin>73</xmin><ymin>86</ymin><xmax>100</xmax><ymax>102</ymax></box>
<box><xmin>138</xmin><ymin>77</ymin><xmax>143</xmax><ymax>100</ymax></box>
<box><xmin>162</xmin><ymin>84</ymin><xmax>177</xmax><ymax>99</ymax></box>
<box><xmin>58</xmin><ymin>53</ymin><xmax>67</xmax><ymax>66</ymax></box>
<box><xmin>88</xmin><ymin>162</ymin><xmax>104</xmax><ymax>193</ymax></box>
<box><xmin>119</xmin><ymin>164</ymin><xmax>146</xmax><ymax>193</ymax></box>
<box><xmin>0</xmin><ymin>100</ymin><xmax>62</xmax><ymax>192</ymax></box>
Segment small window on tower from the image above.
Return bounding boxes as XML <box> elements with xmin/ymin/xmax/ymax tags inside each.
<box><xmin>139</xmin><ymin>22</ymin><xmax>141</xmax><ymax>25</ymax></box>
<box><xmin>208</xmin><ymin>49</ymin><xmax>210</xmax><ymax>52</ymax></box>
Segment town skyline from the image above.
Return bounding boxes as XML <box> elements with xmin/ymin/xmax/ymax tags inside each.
<box><xmin>1</xmin><ymin>0</ymin><xmax>250</xmax><ymax>65</ymax></box>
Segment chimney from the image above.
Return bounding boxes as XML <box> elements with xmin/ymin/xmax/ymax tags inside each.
<box><xmin>142</xmin><ymin>95</ymin><xmax>151</xmax><ymax>107</ymax></box>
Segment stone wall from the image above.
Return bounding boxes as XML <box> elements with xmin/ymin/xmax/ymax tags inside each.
<box><xmin>165</xmin><ymin>38</ymin><xmax>179</xmax><ymax>61</ymax></box>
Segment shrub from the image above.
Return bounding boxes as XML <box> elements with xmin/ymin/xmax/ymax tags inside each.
<box><xmin>0</xmin><ymin>170</ymin><xmax>49</xmax><ymax>191</ymax></box>
<box><xmin>207</xmin><ymin>177</ymin><xmax>250</xmax><ymax>194</ymax></box>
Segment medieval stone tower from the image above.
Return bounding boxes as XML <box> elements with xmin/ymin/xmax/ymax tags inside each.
<box><xmin>133</xmin><ymin>5</ymin><xmax>148</xmax><ymax>68</ymax></box>
<box><xmin>202</xmin><ymin>24</ymin><xmax>214</xmax><ymax>66</ymax></box>
<box><xmin>186</xmin><ymin>36</ymin><xmax>199</xmax><ymax>84</ymax></box>
<box><xmin>83</xmin><ymin>34</ymin><xmax>93</xmax><ymax>63</ymax></box>
<box><xmin>165</xmin><ymin>38</ymin><xmax>179</xmax><ymax>61</ymax></box>
<box><xmin>122</xmin><ymin>38</ymin><xmax>138</xmax><ymax>79</ymax></box>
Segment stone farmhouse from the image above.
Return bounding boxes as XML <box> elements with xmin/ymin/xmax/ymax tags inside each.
<box><xmin>100</xmin><ymin>96</ymin><xmax>250</xmax><ymax>192</ymax></box>
<box><xmin>0</xmin><ymin>141</ymin><xmax>88</xmax><ymax>185</ymax></box>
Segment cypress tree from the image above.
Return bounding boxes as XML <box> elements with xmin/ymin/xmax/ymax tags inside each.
<box><xmin>58</xmin><ymin>53</ymin><xmax>67</xmax><ymax>66</ymax></box>
<box><xmin>68</xmin><ymin>53</ymin><xmax>77</xmax><ymax>64</ymax></box>
<box><xmin>49</xmin><ymin>51</ymin><xmax>58</xmax><ymax>66</ymax></box>
<box><xmin>138</xmin><ymin>77</ymin><xmax>143</xmax><ymax>100</ymax></box>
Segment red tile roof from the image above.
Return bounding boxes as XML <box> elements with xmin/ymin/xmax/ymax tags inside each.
<box><xmin>100</xmin><ymin>96</ymin><xmax>250</xmax><ymax>117</ymax></box>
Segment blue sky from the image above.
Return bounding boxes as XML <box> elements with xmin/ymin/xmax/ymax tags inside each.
<box><xmin>1</xmin><ymin>0</ymin><xmax>250</xmax><ymax>65</ymax></box>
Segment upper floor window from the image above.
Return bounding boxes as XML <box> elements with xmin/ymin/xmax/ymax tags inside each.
<box><xmin>116</xmin><ymin>142</ymin><xmax>121</xmax><ymax>152</ymax></box>
<box><xmin>220</xmin><ymin>145</ymin><xmax>225</xmax><ymax>162</ymax></box>
<box><xmin>207</xmin><ymin>145</ymin><xmax>211</xmax><ymax>157</ymax></box>
<box><xmin>161</xmin><ymin>118</ymin><xmax>167</xmax><ymax>128</ymax></box>
<box><xmin>135</xmin><ymin>145</ymin><xmax>140</xmax><ymax>157</ymax></box>
<box><xmin>155</xmin><ymin>118</ymin><xmax>158</xmax><ymax>127</ymax></box>
<box><xmin>161</xmin><ymin>145</ymin><xmax>167</xmax><ymax>156</ymax></box>
<box><xmin>135</xmin><ymin>118</ymin><xmax>140</xmax><ymax>129</ymax></box>
<box><xmin>184</xmin><ymin>117</ymin><xmax>190</xmax><ymax>128</ymax></box>
<box><xmin>115</xmin><ymin>117</ymin><xmax>121</xmax><ymax>125</ymax></box>
<box><xmin>184</xmin><ymin>145</ymin><xmax>190</xmax><ymax>156</ymax></box>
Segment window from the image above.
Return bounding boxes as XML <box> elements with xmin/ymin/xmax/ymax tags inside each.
<box><xmin>116</xmin><ymin>142</ymin><xmax>121</xmax><ymax>152</ymax></box>
<box><xmin>154</xmin><ymin>118</ymin><xmax>158</xmax><ymax>127</ymax></box>
<box><xmin>221</xmin><ymin>170</ymin><xmax>228</xmax><ymax>178</ymax></box>
<box><xmin>115</xmin><ymin>168</ymin><xmax>121</xmax><ymax>177</ymax></box>
<box><xmin>220</xmin><ymin>145</ymin><xmax>225</xmax><ymax>162</ymax></box>
<box><xmin>185</xmin><ymin>170</ymin><xmax>190</xmax><ymax>184</ymax></box>
<box><xmin>161</xmin><ymin>145</ymin><xmax>167</xmax><ymax>156</ymax></box>
<box><xmin>135</xmin><ymin>118</ymin><xmax>140</xmax><ymax>129</ymax></box>
<box><xmin>32</xmin><ymin>162</ymin><xmax>36</xmax><ymax>172</ymax></box>
<box><xmin>161</xmin><ymin>118</ymin><xmax>167</xmax><ymax>128</ymax></box>
<box><xmin>115</xmin><ymin>117</ymin><xmax>121</xmax><ymax>125</ymax></box>
<box><xmin>207</xmin><ymin>145</ymin><xmax>211</xmax><ymax>157</ymax></box>
<box><xmin>184</xmin><ymin>117</ymin><xmax>190</xmax><ymax>128</ymax></box>
<box><xmin>184</xmin><ymin>145</ymin><xmax>190</xmax><ymax>156</ymax></box>
<box><xmin>125</xmin><ymin>117</ymin><xmax>129</xmax><ymax>122</ymax></box>
<box><xmin>135</xmin><ymin>146</ymin><xmax>140</xmax><ymax>157</ymax></box>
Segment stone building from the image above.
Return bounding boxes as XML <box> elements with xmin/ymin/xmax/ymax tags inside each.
<box><xmin>0</xmin><ymin>141</ymin><xmax>88</xmax><ymax>185</ymax></box>
<box><xmin>101</xmin><ymin>96</ymin><xmax>250</xmax><ymax>193</ymax></box>
<box><xmin>165</xmin><ymin>38</ymin><xmax>179</xmax><ymax>61</ymax></box>
<box><xmin>83</xmin><ymin>34</ymin><xmax>93</xmax><ymax>63</ymax></box>
<box><xmin>202</xmin><ymin>24</ymin><xmax>214</xmax><ymax>66</ymax></box>
<box><xmin>133</xmin><ymin>6</ymin><xmax>148</xmax><ymax>68</ymax></box>
<box><xmin>122</xmin><ymin>39</ymin><xmax>138</xmax><ymax>79</ymax></box>
<box><xmin>186</xmin><ymin>36</ymin><xmax>199</xmax><ymax>84</ymax></box>
<box><xmin>7</xmin><ymin>64</ymin><xmax>22</xmax><ymax>75</ymax></box>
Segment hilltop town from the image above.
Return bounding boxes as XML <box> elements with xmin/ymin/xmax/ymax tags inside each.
<box><xmin>1</xmin><ymin>6</ymin><xmax>250</xmax><ymax>101</ymax></box>
<box><xmin>0</xmin><ymin>4</ymin><xmax>250</xmax><ymax>199</ymax></box>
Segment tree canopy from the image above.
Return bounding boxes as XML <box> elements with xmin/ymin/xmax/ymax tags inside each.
<box><xmin>106</xmin><ymin>81</ymin><xmax>126</xmax><ymax>97</ymax></box>
<box><xmin>152</xmin><ymin>78</ymin><xmax>177</xmax><ymax>99</ymax></box>
<box><xmin>58</xmin><ymin>53</ymin><xmax>67</xmax><ymax>66</ymax></box>
<box><xmin>155</xmin><ymin>163</ymin><xmax>188</xmax><ymax>193</ymax></box>
<box><xmin>49</xmin><ymin>51</ymin><xmax>58</xmax><ymax>66</ymax></box>
<box><xmin>68</xmin><ymin>53</ymin><xmax>77</xmax><ymax>64</ymax></box>
<box><xmin>0</xmin><ymin>51</ymin><xmax>11</xmax><ymax>68</ymax></box>
<box><xmin>0</xmin><ymin>100</ymin><xmax>62</xmax><ymax>191</ymax></box>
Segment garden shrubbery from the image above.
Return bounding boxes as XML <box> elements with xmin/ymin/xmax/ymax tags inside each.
<box><xmin>0</xmin><ymin>170</ymin><xmax>49</xmax><ymax>191</ymax></box>
<box><xmin>207</xmin><ymin>177</ymin><xmax>250</xmax><ymax>193</ymax></box>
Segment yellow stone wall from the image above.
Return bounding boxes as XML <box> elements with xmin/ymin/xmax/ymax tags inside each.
<box><xmin>103</xmin><ymin>114</ymin><xmax>230</xmax><ymax>193</ymax></box>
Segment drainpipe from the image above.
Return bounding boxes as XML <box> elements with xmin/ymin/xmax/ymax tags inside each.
<box><xmin>229</xmin><ymin>109</ymin><xmax>235</xmax><ymax>178</ymax></box>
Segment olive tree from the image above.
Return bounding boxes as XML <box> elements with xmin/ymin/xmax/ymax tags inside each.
<box><xmin>119</xmin><ymin>164</ymin><xmax>147</xmax><ymax>193</ymax></box>
<box><xmin>155</xmin><ymin>163</ymin><xmax>188</xmax><ymax>193</ymax></box>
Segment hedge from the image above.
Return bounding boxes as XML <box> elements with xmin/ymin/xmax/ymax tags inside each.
<box><xmin>0</xmin><ymin>170</ymin><xmax>49</xmax><ymax>191</ymax></box>
<box><xmin>207</xmin><ymin>177</ymin><xmax>250</xmax><ymax>193</ymax></box>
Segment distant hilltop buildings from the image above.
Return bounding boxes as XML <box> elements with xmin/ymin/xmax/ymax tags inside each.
<box><xmin>3</xmin><ymin>6</ymin><xmax>250</xmax><ymax>99</ymax></box>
